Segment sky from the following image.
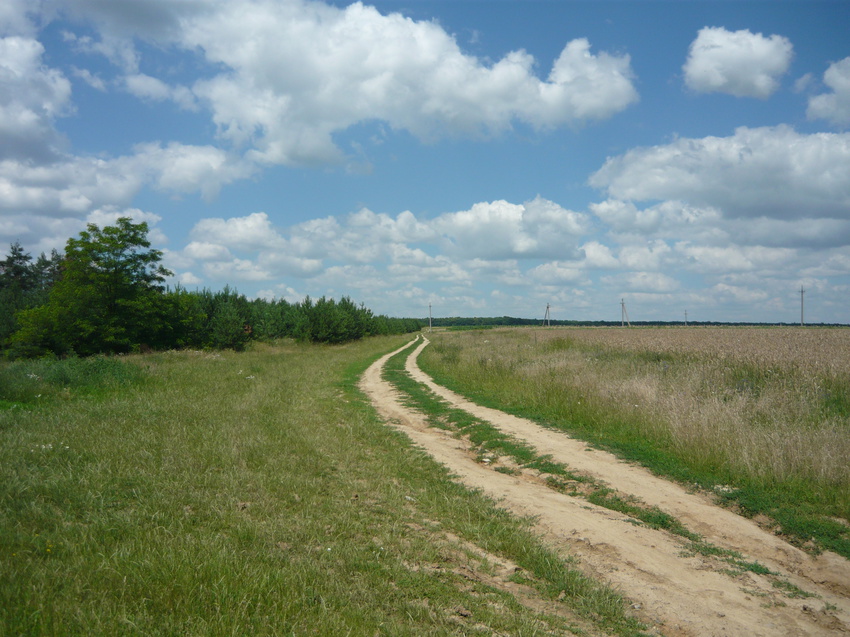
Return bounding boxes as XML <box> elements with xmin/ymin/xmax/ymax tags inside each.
<box><xmin>2</xmin><ymin>0</ymin><xmax>850</xmax><ymax>323</ymax></box>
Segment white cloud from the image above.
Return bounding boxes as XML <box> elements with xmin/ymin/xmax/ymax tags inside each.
<box><xmin>710</xmin><ymin>282</ymin><xmax>769</xmax><ymax>303</ymax></box>
<box><xmin>589</xmin><ymin>126</ymin><xmax>850</xmax><ymax>220</ymax></box>
<box><xmin>347</xmin><ymin>208</ymin><xmax>436</xmax><ymax>244</ymax></box>
<box><xmin>617</xmin><ymin>240</ymin><xmax>672</xmax><ymax>270</ymax></box>
<box><xmin>0</xmin><ymin>0</ymin><xmax>39</xmax><ymax>37</ymax></box>
<box><xmin>191</xmin><ymin>212</ymin><xmax>284</xmax><ymax>251</ymax></box>
<box><xmin>435</xmin><ymin>197</ymin><xmax>589</xmax><ymax>260</ymax></box>
<box><xmin>581</xmin><ymin>241</ymin><xmax>620</xmax><ymax>269</ymax></box>
<box><xmin>676</xmin><ymin>244</ymin><xmax>794</xmax><ymax>274</ymax></box>
<box><xmin>184</xmin><ymin>241</ymin><xmax>232</xmax><ymax>261</ymax></box>
<box><xmin>529</xmin><ymin>261</ymin><xmax>583</xmax><ymax>284</ymax></box>
<box><xmin>71</xmin><ymin>66</ymin><xmax>106</xmax><ymax>91</ymax></box>
<box><xmin>683</xmin><ymin>27</ymin><xmax>793</xmax><ymax>98</ymax></box>
<box><xmin>178</xmin><ymin>271</ymin><xmax>203</xmax><ymax>286</ymax></box>
<box><xmin>0</xmin><ymin>36</ymin><xmax>72</xmax><ymax>162</ymax></box>
<box><xmin>132</xmin><ymin>142</ymin><xmax>255</xmax><ymax>201</ymax></box>
<box><xmin>808</xmin><ymin>57</ymin><xmax>850</xmax><ymax>127</ymax></box>
<box><xmin>124</xmin><ymin>73</ymin><xmax>197</xmax><ymax>110</ymax></box>
<box><xmin>607</xmin><ymin>271</ymin><xmax>679</xmax><ymax>293</ymax></box>
<box><xmin>177</xmin><ymin>0</ymin><xmax>637</xmax><ymax>165</ymax></box>
<box><xmin>202</xmin><ymin>257</ymin><xmax>272</xmax><ymax>282</ymax></box>
<box><xmin>590</xmin><ymin>199</ymin><xmax>660</xmax><ymax>233</ymax></box>
<box><xmin>726</xmin><ymin>216</ymin><xmax>850</xmax><ymax>249</ymax></box>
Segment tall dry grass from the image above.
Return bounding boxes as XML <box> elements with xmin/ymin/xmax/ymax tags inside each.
<box><xmin>423</xmin><ymin>326</ymin><xmax>850</xmax><ymax>492</ymax></box>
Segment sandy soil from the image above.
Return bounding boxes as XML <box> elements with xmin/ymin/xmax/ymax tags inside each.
<box><xmin>360</xmin><ymin>337</ymin><xmax>850</xmax><ymax>636</ymax></box>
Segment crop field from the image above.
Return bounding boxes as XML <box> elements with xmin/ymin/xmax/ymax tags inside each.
<box><xmin>419</xmin><ymin>326</ymin><xmax>850</xmax><ymax>558</ymax></box>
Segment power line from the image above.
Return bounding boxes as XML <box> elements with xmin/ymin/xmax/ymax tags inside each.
<box><xmin>620</xmin><ymin>298</ymin><xmax>631</xmax><ymax>327</ymax></box>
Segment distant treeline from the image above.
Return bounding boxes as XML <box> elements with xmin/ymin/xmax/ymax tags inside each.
<box><xmin>1</xmin><ymin>219</ymin><xmax>422</xmax><ymax>359</ymax></box>
<box><xmin>427</xmin><ymin>316</ymin><xmax>848</xmax><ymax>328</ymax></box>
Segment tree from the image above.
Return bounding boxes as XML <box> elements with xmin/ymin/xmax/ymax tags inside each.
<box><xmin>0</xmin><ymin>243</ymin><xmax>38</xmax><ymax>347</ymax></box>
<box><xmin>11</xmin><ymin>218</ymin><xmax>173</xmax><ymax>356</ymax></box>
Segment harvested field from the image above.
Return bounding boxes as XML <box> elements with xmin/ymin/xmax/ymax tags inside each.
<box><xmin>418</xmin><ymin>326</ymin><xmax>850</xmax><ymax>557</ymax></box>
<box><xmin>538</xmin><ymin>326</ymin><xmax>850</xmax><ymax>375</ymax></box>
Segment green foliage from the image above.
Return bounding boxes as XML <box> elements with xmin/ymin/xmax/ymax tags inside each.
<box><xmin>10</xmin><ymin>219</ymin><xmax>172</xmax><ymax>357</ymax></box>
<box><xmin>1</xmin><ymin>224</ymin><xmax>422</xmax><ymax>358</ymax></box>
<box><xmin>0</xmin><ymin>244</ymin><xmax>62</xmax><ymax>347</ymax></box>
<box><xmin>0</xmin><ymin>355</ymin><xmax>146</xmax><ymax>406</ymax></box>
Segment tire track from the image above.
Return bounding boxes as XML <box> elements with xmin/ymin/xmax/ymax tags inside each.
<box><xmin>360</xmin><ymin>336</ymin><xmax>850</xmax><ymax>636</ymax></box>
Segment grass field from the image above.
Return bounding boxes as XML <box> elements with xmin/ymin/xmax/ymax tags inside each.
<box><xmin>418</xmin><ymin>326</ymin><xmax>850</xmax><ymax>559</ymax></box>
<box><xmin>0</xmin><ymin>337</ymin><xmax>643</xmax><ymax>636</ymax></box>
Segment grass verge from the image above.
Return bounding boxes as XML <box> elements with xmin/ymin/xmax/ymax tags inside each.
<box><xmin>1</xmin><ymin>337</ymin><xmax>645</xmax><ymax>636</ymax></box>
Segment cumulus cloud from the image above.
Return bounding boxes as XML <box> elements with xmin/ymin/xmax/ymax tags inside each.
<box><xmin>175</xmin><ymin>0</ymin><xmax>637</xmax><ymax>165</ymax></box>
<box><xmin>808</xmin><ymin>57</ymin><xmax>850</xmax><ymax>127</ymax></box>
<box><xmin>609</xmin><ymin>271</ymin><xmax>680</xmax><ymax>293</ymax></box>
<box><xmin>0</xmin><ymin>36</ymin><xmax>72</xmax><ymax>162</ymax></box>
<box><xmin>676</xmin><ymin>244</ymin><xmax>794</xmax><ymax>274</ymax></box>
<box><xmin>191</xmin><ymin>212</ymin><xmax>285</xmax><ymax>251</ymax></box>
<box><xmin>174</xmin><ymin>196</ymin><xmax>592</xmax><ymax>288</ymax></box>
<box><xmin>124</xmin><ymin>73</ymin><xmax>197</xmax><ymax>110</ymax></box>
<box><xmin>434</xmin><ymin>197</ymin><xmax>589</xmax><ymax>260</ymax></box>
<box><xmin>589</xmin><ymin>126</ymin><xmax>850</xmax><ymax>220</ymax></box>
<box><xmin>131</xmin><ymin>142</ymin><xmax>255</xmax><ymax>201</ymax></box>
<box><xmin>683</xmin><ymin>27</ymin><xmax>793</xmax><ymax>98</ymax></box>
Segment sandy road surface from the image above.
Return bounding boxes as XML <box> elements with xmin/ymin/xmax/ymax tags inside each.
<box><xmin>360</xmin><ymin>337</ymin><xmax>850</xmax><ymax>636</ymax></box>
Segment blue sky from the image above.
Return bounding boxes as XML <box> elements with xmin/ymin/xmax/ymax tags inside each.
<box><xmin>2</xmin><ymin>0</ymin><xmax>850</xmax><ymax>322</ymax></box>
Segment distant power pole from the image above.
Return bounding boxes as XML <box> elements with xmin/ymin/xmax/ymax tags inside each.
<box><xmin>543</xmin><ymin>303</ymin><xmax>551</xmax><ymax>327</ymax></box>
<box><xmin>685</xmin><ymin>309</ymin><xmax>688</xmax><ymax>326</ymax></box>
<box><xmin>620</xmin><ymin>298</ymin><xmax>631</xmax><ymax>327</ymax></box>
<box><xmin>800</xmin><ymin>286</ymin><xmax>805</xmax><ymax>327</ymax></box>
<box><xmin>429</xmin><ymin>303</ymin><xmax>432</xmax><ymax>332</ymax></box>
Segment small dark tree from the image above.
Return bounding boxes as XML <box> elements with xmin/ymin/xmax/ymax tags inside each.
<box><xmin>0</xmin><ymin>242</ymin><xmax>37</xmax><ymax>347</ymax></box>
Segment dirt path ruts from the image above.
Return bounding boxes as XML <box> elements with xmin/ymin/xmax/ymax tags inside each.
<box><xmin>360</xmin><ymin>337</ymin><xmax>850</xmax><ymax>636</ymax></box>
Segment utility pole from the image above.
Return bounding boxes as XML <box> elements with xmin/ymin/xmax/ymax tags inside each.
<box><xmin>543</xmin><ymin>303</ymin><xmax>551</xmax><ymax>327</ymax></box>
<box><xmin>429</xmin><ymin>303</ymin><xmax>432</xmax><ymax>333</ymax></box>
<box><xmin>800</xmin><ymin>286</ymin><xmax>805</xmax><ymax>327</ymax></box>
<box><xmin>685</xmin><ymin>309</ymin><xmax>688</xmax><ymax>326</ymax></box>
<box><xmin>620</xmin><ymin>298</ymin><xmax>631</xmax><ymax>327</ymax></box>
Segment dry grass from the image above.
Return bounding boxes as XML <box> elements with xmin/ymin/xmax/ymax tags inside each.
<box><xmin>423</xmin><ymin>326</ymin><xmax>850</xmax><ymax>493</ymax></box>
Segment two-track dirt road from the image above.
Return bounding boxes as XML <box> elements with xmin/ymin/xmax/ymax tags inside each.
<box><xmin>360</xmin><ymin>337</ymin><xmax>850</xmax><ymax>636</ymax></box>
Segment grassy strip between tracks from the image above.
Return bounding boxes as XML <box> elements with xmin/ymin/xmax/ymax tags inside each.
<box><xmin>383</xmin><ymin>342</ymin><xmax>816</xmax><ymax>598</ymax></box>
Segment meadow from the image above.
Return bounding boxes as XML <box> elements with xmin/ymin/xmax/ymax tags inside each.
<box><xmin>419</xmin><ymin>326</ymin><xmax>850</xmax><ymax>558</ymax></box>
<box><xmin>0</xmin><ymin>337</ymin><xmax>640</xmax><ymax>636</ymax></box>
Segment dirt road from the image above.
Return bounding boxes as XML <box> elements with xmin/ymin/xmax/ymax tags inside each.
<box><xmin>360</xmin><ymin>337</ymin><xmax>850</xmax><ymax>636</ymax></box>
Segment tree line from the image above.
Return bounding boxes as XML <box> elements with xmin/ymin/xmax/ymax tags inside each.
<box><xmin>0</xmin><ymin>218</ymin><xmax>422</xmax><ymax>358</ymax></box>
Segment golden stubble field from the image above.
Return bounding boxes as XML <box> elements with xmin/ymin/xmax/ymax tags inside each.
<box><xmin>424</xmin><ymin>326</ymin><xmax>850</xmax><ymax>489</ymax></box>
<box><xmin>545</xmin><ymin>326</ymin><xmax>850</xmax><ymax>375</ymax></box>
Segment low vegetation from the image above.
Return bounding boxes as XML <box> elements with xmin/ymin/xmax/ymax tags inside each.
<box><xmin>418</xmin><ymin>327</ymin><xmax>850</xmax><ymax>558</ymax></box>
<box><xmin>1</xmin><ymin>336</ymin><xmax>644</xmax><ymax>636</ymax></box>
<box><xmin>1</xmin><ymin>220</ymin><xmax>421</xmax><ymax>359</ymax></box>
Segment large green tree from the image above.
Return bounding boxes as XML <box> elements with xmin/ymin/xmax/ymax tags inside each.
<box><xmin>12</xmin><ymin>218</ymin><xmax>173</xmax><ymax>356</ymax></box>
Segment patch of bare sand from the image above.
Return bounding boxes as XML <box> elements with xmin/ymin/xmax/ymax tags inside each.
<box><xmin>360</xmin><ymin>337</ymin><xmax>850</xmax><ymax>636</ymax></box>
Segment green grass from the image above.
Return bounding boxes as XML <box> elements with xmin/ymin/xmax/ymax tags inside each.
<box><xmin>0</xmin><ymin>355</ymin><xmax>146</xmax><ymax>408</ymax></box>
<box><xmin>418</xmin><ymin>330</ymin><xmax>850</xmax><ymax>560</ymax></box>
<box><xmin>0</xmin><ymin>338</ymin><xmax>647</xmax><ymax>636</ymax></box>
<box><xmin>381</xmin><ymin>344</ymin><xmax>794</xmax><ymax>584</ymax></box>
<box><xmin>383</xmin><ymin>339</ymin><xmax>827</xmax><ymax>596</ymax></box>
